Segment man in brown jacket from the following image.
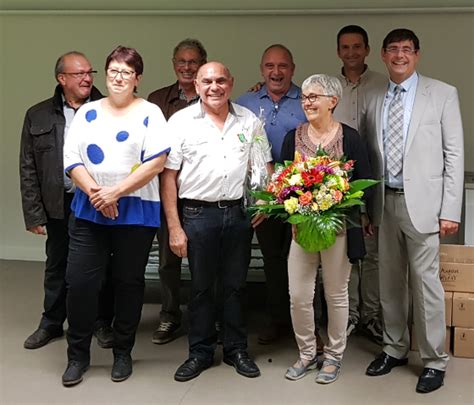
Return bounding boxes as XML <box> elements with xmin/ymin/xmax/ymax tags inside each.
<box><xmin>147</xmin><ymin>39</ymin><xmax>207</xmax><ymax>344</ymax></box>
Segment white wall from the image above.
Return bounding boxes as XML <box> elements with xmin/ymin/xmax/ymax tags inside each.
<box><xmin>1</xmin><ymin>6</ymin><xmax>473</xmax><ymax>260</ymax></box>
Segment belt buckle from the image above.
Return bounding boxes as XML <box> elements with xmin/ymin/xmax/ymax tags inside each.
<box><xmin>217</xmin><ymin>200</ymin><xmax>228</xmax><ymax>209</ymax></box>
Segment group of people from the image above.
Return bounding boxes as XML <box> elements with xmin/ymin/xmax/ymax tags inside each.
<box><xmin>19</xmin><ymin>24</ymin><xmax>464</xmax><ymax>395</ymax></box>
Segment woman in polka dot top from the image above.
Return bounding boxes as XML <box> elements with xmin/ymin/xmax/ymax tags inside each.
<box><xmin>61</xmin><ymin>46</ymin><xmax>170</xmax><ymax>387</ymax></box>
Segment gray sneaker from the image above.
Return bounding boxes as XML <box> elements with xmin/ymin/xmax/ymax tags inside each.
<box><xmin>346</xmin><ymin>318</ymin><xmax>358</xmax><ymax>337</ymax></box>
<box><xmin>315</xmin><ymin>358</ymin><xmax>341</xmax><ymax>384</ymax></box>
<box><xmin>151</xmin><ymin>321</ymin><xmax>180</xmax><ymax>345</ymax></box>
<box><xmin>285</xmin><ymin>357</ymin><xmax>318</xmax><ymax>381</ymax></box>
<box><xmin>362</xmin><ymin>319</ymin><xmax>383</xmax><ymax>344</ymax></box>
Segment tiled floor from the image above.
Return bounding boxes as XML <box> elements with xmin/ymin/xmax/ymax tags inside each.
<box><xmin>1</xmin><ymin>259</ymin><xmax>473</xmax><ymax>404</ymax></box>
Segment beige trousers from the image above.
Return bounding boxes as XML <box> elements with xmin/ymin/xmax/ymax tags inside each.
<box><xmin>288</xmin><ymin>234</ymin><xmax>352</xmax><ymax>362</ymax></box>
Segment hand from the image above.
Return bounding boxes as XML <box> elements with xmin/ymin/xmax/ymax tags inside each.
<box><xmin>100</xmin><ymin>204</ymin><xmax>119</xmax><ymax>219</ymax></box>
<box><xmin>362</xmin><ymin>215</ymin><xmax>374</xmax><ymax>237</ymax></box>
<box><xmin>248</xmin><ymin>81</ymin><xmax>263</xmax><ymax>92</ymax></box>
<box><xmin>28</xmin><ymin>225</ymin><xmax>46</xmax><ymax>235</ymax></box>
<box><xmin>89</xmin><ymin>186</ymin><xmax>120</xmax><ymax>210</ymax></box>
<box><xmin>251</xmin><ymin>213</ymin><xmax>266</xmax><ymax>228</ymax></box>
<box><xmin>169</xmin><ymin>226</ymin><xmax>188</xmax><ymax>258</ymax></box>
<box><xmin>439</xmin><ymin>219</ymin><xmax>459</xmax><ymax>237</ymax></box>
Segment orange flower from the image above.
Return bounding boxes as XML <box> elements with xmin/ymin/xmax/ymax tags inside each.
<box><xmin>299</xmin><ymin>191</ymin><xmax>313</xmax><ymax>206</ymax></box>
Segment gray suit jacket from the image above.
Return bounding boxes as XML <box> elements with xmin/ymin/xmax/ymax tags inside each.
<box><xmin>360</xmin><ymin>74</ymin><xmax>464</xmax><ymax>233</ymax></box>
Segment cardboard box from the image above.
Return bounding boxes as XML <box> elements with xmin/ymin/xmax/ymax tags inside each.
<box><xmin>445</xmin><ymin>291</ymin><xmax>453</xmax><ymax>327</ymax></box>
<box><xmin>452</xmin><ymin>292</ymin><xmax>474</xmax><ymax>327</ymax></box>
<box><xmin>453</xmin><ymin>327</ymin><xmax>474</xmax><ymax>358</ymax></box>
<box><xmin>439</xmin><ymin>244</ymin><xmax>474</xmax><ymax>293</ymax></box>
<box><xmin>411</xmin><ymin>327</ymin><xmax>451</xmax><ymax>353</ymax></box>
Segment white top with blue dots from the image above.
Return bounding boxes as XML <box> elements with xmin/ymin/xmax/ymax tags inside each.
<box><xmin>64</xmin><ymin>98</ymin><xmax>170</xmax><ymax>227</ymax></box>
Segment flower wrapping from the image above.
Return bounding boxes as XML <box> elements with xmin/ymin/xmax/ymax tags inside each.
<box><xmin>244</xmin><ymin>108</ymin><xmax>272</xmax><ymax>207</ymax></box>
<box><xmin>250</xmin><ymin>150</ymin><xmax>378</xmax><ymax>253</ymax></box>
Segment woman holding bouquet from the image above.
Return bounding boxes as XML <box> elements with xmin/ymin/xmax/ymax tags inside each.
<box><xmin>281</xmin><ymin>74</ymin><xmax>372</xmax><ymax>383</ymax></box>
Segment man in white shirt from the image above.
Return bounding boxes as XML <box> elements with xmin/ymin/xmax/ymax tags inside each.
<box><xmin>162</xmin><ymin>61</ymin><xmax>272</xmax><ymax>382</ymax></box>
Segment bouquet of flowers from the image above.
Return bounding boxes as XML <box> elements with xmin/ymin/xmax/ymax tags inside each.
<box><xmin>250</xmin><ymin>150</ymin><xmax>378</xmax><ymax>252</ymax></box>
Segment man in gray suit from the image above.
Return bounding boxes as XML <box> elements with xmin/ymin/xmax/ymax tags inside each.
<box><xmin>362</xmin><ymin>29</ymin><xmax>464</xmax><ymax>393</ymax></box>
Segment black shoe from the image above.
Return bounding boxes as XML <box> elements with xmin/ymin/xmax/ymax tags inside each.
<box><xmin>94</xmin><ymin>325</ymin><xmax>114</xmax><ymax>349</ymax></box>
<box><xmin>416</xmin><ymin>368</ymin><xmax>445</xmax><ymax>393</ymax></box>
<box><xmin>174</xmin><ymin>358</ymin><xmax>212</xmax><ymax>382</ymax></box>
<box><xmin>151</xmin><ymin>321</ymin><xmax>180</xmax><ymax>345</ymax></box>
<box><xmin>366</xmin><ymin>352</ymin><xmax>408</xmax><ymax>376</ymax></box>
<box><xmin>111</xmin><ymin>354</ymin><xmax>133</xmax><ymax>382</ymax></box>
<box><xmin>62</xmin><ymin>360</ymin><xmax>89</xmax><ymax>387</ymax></box>
<box><xmin>258</xmin><ymin>323</ymin><xmax>279</xmax><ymax>345</ymax></box>
<box><xmin>24</xmin><ymin>328</ymin><xmax>63</xmax><ymax>349</ymax></box>
<box><xmin>224</xmin><ymin>351</ymin><xmax>261</xmax><ymax>378</ymax></box>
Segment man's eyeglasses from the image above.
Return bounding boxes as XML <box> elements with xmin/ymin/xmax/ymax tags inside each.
<box><xmin>300</xmin><ymin>94</ymin><xmax>334</xmax><ymax>104</ymax></box>
<box><xmin>106</xmin><ymin>68</ymin><xmax>136</xmax><ymax>80</ymax></box>
<box><xmin>385</xmin><ymin>47</ymin><xmax>417</xmax><ymax>55</ymax></box>
<box><xmin>173</xmin><ymin>59</ymin><xmax>200</xmax><ymax>68</ymax></box>
<box><xmin>61</xmin><ymin>70</ymin><xmax>97</xmax><ymax>79</ymax></box>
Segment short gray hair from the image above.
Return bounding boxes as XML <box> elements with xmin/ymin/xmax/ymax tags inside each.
<box><xmin>54</xmin><ymin>51</ymin><xmax>87</xmax><ymax>81</ymax></box>
<box><xmin>173</xmin><ymin>38</ymin><xmax>207</xmax><ymax>63</ymax></box>
<box><xmin>301</xmin><ymin>74</ymin><xmax>343</xmax><ymax>101</ymax></box>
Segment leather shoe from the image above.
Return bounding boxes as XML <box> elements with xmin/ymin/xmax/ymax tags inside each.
<box><xmin>174</xmin><ymin>358</ymin><xmax>212</xmax><ymax>382</ymax></box>
<box><xmin>416</xmin><ymin>368</ymin><xmax>445</xmax><ymax>393</ymax></box>
<box><xmin>24</xmin><ymin>328</ymin><xmax>63</xmax><ymax>349</ymax></box>
<box><xmin>111</xmin><ymin>354</ymin><xmax>133</xmax><ymax>382</ymax></box>
<box><xmin>62</xmin><ymin>360</ymin><xmax>89</xmax><ymax>387</ymax></box>
<box><xmin>366</xmin><ymin>352</ymin><xmax>408</xmax><ymax>376</ymax></box>
<box><xmin>224</xmin><ymin>351</ymin><xmax>260</xmax><ymax>378</ymax></box>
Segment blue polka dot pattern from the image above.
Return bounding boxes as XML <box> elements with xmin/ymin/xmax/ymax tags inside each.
<box><xmin>85</xmin><ymin>109</ymin><xmax>97</xmax><ymax>122</ymax></box>
<box><xmin>143</xmin><ymin>116</ymin><xmax>149</xmax><ymax>127</ymax></box>
<box><xmin>116</xmin><ymin>131</ymin><xmax>129</xmax><ymax>142</ymax></box>
<box><xmin>87</xmin><ymin>144</ymin><xmax>105</xmax><ymax>164</ymax></box>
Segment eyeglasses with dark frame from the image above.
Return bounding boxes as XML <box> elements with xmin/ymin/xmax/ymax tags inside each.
<box><xmin>61</xmin><ymin>70</ymin><xmax>97</xmax><ymax>79</ymax></box>
<box><xmin>385</xmin><ymin>47</ymin><xmax>417</xmax><ymax>55</ymax></box>
<box><xmin>300</xmin><ymin>93</ymin><xmax>334</xmax><ymax>104</ymax></box>
<box><xmin>106</xmin><ymin>68</ymin><xmax>136</xmax><ymax>81</ymax></box>
<box><xmin>173</xmin><ymin>59</ymin><xmax>201</xmax><ymax>68</ymax></box>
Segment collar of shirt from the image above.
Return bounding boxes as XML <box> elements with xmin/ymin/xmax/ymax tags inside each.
<box><xmin>178</xmin><ymin>86</ymin><xmax>200</xmax><ymax>104</ymax></box>
<box><xmin>192</xmin><ymin>100</ymin><xmax>241</xmax><ymax>120</ymax></box>
<box><xmin>388</xmin><ymin>71</ymin><xmax>418</xmax><ymax>95</ymax></box>
<box><xmin>338</xmin><ymin>64</ymin><xmax>369</xmax><ymax>88</ymax></box>
<box><xmin>257</xmin><ymin>82</ymin><xmax>301</xmax><ymax>100</ymax></box>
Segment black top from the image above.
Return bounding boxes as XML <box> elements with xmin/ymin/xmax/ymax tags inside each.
<box><xmin>279</xmin><ymin>123</ymin><xmax>373</xmax><ymax>262</ymax></box>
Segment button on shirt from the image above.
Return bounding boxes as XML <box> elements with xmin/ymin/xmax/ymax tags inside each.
<box><xmin>235</xmin><ymin>83</ymin><xmax>306</xmax><ymax>162</ymax></box>
<box><xmin>334</xmin><ymin>66</ymin><xmax>387</xmax><ymax>131</ymax></box>
<box><xmin>165</xmin><ymin>102</ymin><xmax>272</xmax><ymax>201</ymax></box>
<box><xmin>382</xmin><ymin>72</ymin><xmax>418</xmax><ymax>188</ymax></box>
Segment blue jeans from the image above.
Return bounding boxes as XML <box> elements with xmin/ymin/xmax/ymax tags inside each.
<box><xmin>183</xmin><ymin>202</ymin><xmax>252</xmax><ymax>361</ymax></box>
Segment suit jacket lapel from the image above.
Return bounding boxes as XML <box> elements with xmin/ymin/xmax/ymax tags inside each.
<box><xmin>375</xmin><ymin>88</ymin><xmax>385</xmax><ymax>160</ymax></box>
<box><xmin>405</xmin><ymin>75</ymin><xmax>429</xmax><ymax>154</ymax></box>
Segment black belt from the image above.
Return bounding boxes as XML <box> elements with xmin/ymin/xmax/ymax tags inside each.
<box><xmin>385</xmin><ymin>186</ymin><xmax>404</xmax><ymax>194</ymax></box>
<box><xmin>182</xmin><ymin>198</ymin><xmax>242</xmax><ymax>208</ymax></box>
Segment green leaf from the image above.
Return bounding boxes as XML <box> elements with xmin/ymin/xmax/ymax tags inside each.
<box><xmin>338</xmin><ymin>199</ymin><xmax>365</xmax><ymax>208</ymax></box>
<box><xmin>287</xmin><ymin>214</ymin><xmax>309</xmax><ymax>224</ymax></box>
<box><xmin>349</xmin><ymin>179</ymin><xmax>380</xmax><ymax>193</ymax></box>
<box><xmin>250</xmin><ymin>190</ymin><xmax>274</xmax><ymax>201</ymax></box>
